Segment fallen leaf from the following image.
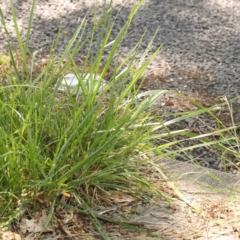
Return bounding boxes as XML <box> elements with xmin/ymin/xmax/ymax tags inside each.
<box><xmin>108</xmin><ymin>190</ymin><xmax>135</xmax><ymax>206</ymax></box>
<box><xmin>106</xmin><ymin>225</ymin><xmax>113</xmax><ymax>231</ymax></box>
<box><xmin>57</xmin><ymin>219</ymin><xmax>73</xmax><ymax>237</ymax></box>
<box><xmin>0</xmin><ymin>231</ymin><xmax>21</xmax><ymax>240</ymax></box>
<box><xmin>20</xmin><ymin>211</ymin><xmax>48</xmax><ymax>233</ymax></box>
<box><xmin>63</xmin><ymin>30</ymin><xmax>73</xmax><ymax>35</ymax></box>
<box><xmin>119</xmin><ymin>227</ymin><xmax>125</xmax><ymax>235</ymax></box>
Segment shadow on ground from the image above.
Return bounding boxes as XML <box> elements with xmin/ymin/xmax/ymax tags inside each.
<box><xmin>2</xmin><ymin>0</ymin><xmax>240</xmax><ymax>98</ymax></box>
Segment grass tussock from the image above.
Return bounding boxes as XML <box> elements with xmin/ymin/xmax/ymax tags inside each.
<box><xmin>0</xmin><ymin>0</ymin><xmax>169</xmax><ymax>234</ymax></box>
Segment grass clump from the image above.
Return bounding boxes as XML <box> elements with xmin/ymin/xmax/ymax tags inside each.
<box><xmin>0</xmin><ymin>0</ymin><xmax>170</xmax><ymax>236</ymax></box>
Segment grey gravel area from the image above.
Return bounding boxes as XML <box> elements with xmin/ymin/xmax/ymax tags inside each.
<box><xmin>1</xmin><ymin>0</ymin><xmax>240</xmax><ymax>173</ymax></box>
<box><xmin>1</xmin><ymin>0</ymin><xmax>240</xmax><ymax>97</ymax></box>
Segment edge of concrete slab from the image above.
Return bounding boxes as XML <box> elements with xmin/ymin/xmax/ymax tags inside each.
<box><xmin>155</xmin><ymin>158</ymin><xmax>240</xmax><ymax>197</ymax></box>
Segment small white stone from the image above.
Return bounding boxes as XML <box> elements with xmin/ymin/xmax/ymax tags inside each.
<box><xmin>55</xmin><ymin>73</ymin><xmax>107</xmax><ymax>95</ymax></box>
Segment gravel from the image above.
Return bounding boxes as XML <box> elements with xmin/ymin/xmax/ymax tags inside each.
<box><xmin>1</xmin><ymin>0</ymin><xmax>240</xmax><ymax>97</ymax></box>
<box><xmin>1</xmin><ymin>0</ymin><xmax>240</xmax><ymax>173</ymax></box>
